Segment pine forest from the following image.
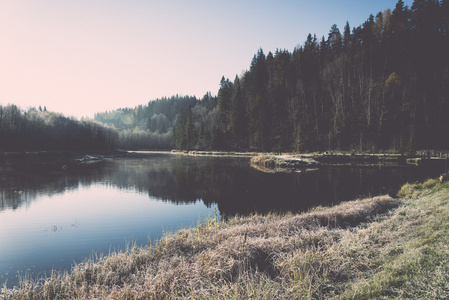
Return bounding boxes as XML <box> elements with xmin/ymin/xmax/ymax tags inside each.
<box><xmin>1</xmin><ymin>0</ymin><xmax>448</xmax><ymax>154</ymax></box>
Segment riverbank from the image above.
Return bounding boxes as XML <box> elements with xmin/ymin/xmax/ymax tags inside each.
<box><xmin>3</xmin><ymin>149</ymin><xmax>444</xmax><ymax>174</ymax></box>
<box><xmin>169</xmin><ymin>149</ymin><xmax>448</xmax><ymax>172</ymax></box>
<box><xmin>2</xmin><ymin>178</ymin><xmax>448</xmax><ymax>299</ymax></box>
<box><xmin>250</xmin><ymin>152</ymin><xmax>448</xmax><ymax>172</ymax></box>
<box><xmin>171</xmin><ymin>149</ymin><xmax>259</xmax><ymax>157</ymax></box>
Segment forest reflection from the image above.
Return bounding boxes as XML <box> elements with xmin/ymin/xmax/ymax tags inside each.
<box><xmin>0</xmin><ymin>153</ymin><xmax>442</xmax><ymax>216</ymax></box>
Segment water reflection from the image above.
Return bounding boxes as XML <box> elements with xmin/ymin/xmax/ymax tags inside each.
<box><xmin>0</xmin><ymin>159</ymin><xmax>110</xmax><ymax>211</ymax></box>
<box><xmin>1</xmin><ymin>153</ymin><xmax>444</xmax><ymax>216</ymax></box>
<box><xmin>100</xmin><ymin>155</ymin><xmax>444</xmax><ymax>216</ymax></box>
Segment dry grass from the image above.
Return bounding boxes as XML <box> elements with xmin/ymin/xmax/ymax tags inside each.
<box><xmin>250</xmin><ymin>154</ymin><xmax>318</xmax><ymax>173</ymax></box>
<box><xmin>2</xmin><ymin>179</ymin><xmax>449</xmax><ymax>299</ymax></box>
<box><xmin>250</xmin><ymin>155</ymin><xmax>282</xmax><ymax>170</ymax></box>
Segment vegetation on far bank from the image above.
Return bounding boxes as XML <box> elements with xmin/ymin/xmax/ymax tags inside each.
<box><xmin>2</xmin><ymin>178</ymin><xmax>448</xmax><ymax>299</ymax></box>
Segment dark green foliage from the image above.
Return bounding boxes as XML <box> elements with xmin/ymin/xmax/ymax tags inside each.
<box><xmin>218</xmin><ymin>76</ymin><xmax>233</xmax><ymax>130</ymax></box>
<box><xmin>231</xmin><ymin>76</ymin><xmax>248</xmax><ymax>150</ymax></box>
<box><xmin>247</xmin><ymin>49</ymin><xmax>270</xmax><ymax>151</ymax></box>
<box><xmin>175</xmin><ymin>108</ymin><xmax>187</xmax><ymax>150</ymax></box>
<box><xmin>174</xmin><ymin>106</ymin><xmax>198</xmax><ymax>150</ymax></box>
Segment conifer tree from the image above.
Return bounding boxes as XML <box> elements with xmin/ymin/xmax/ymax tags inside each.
<box><xmin>230</xmin><ymin>76</ymin><xmax>247</xmax><ymax>150</ymax></box>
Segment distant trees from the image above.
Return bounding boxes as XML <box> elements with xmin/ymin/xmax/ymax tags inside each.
<box><xmin>94</xmin><ymin>95</ymin><xmax>198</xmax><ymax>150</ymax></box>
<box><xmin>0</xmin><ymin>105</ymin><xmax>117</xmax><ymax>152</ymax></box>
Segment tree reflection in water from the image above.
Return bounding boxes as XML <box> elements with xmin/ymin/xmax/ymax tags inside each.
<box><xmin>1</xmin><ymin>153</ymin><xmax>443</xmax><ymax>216</ymax></box>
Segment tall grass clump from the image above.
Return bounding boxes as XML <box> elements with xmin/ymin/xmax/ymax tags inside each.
<box><xmin>2</xmin><ymin>179</ymin><xmax>448</xmax><ymax>299</ymax></box>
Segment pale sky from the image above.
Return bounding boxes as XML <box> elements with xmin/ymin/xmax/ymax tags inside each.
<box><xmin>0</xmin><ymin>0</ymin><xmax>413</xmax><ymax>119</ymax></box>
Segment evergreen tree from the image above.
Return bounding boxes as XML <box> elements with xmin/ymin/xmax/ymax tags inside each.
<box><xmin>175</xmin><ymin>109</ymin><xmax>187</xmax><ymax>150</ymax></box>
<box><xmin>230</xmin><ymin>76</ymin><xmax>247</xmax><ymax>150</ymax></box>
<box><xmin>184</xmin><ymin>105</ymin><xmax>197</xmax><ymax>150</ymax></box>
<box><xmin>328</xmin><ymin>24</ymin><xmax>342</xmax><ymax>54</ymax></box>
<box><xmin>343</xmin><ymin>21</ymin><xmax>352</xmax><ymax>51</ymax></box>
<box><xmin>247</xmin><ymin>49</ymin><xmax>270</xmax><ymax>150</ymax></box>
<box><xmin>217</xmin><ymin>76</ymin><xmax>233</xmax><ymax>130</ymax></box>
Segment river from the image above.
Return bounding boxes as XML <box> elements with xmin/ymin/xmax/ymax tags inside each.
<box><xmin>0</xmin><ymin>152</ymin><xmax>443</xmax><ymax>288</ymax></box>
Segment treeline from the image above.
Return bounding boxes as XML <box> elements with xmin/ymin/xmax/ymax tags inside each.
<box><xmin>0</xmin><ymin>105</ymin><xmax>117</xmax><ymax>152</ymax></box>
<box><xmin>95</xmin><ymin>95</ymin><xmax>202</xmax><ymax>149</ymax></box>
<box><xmin>175</xmin><ymin>0</ymin><xmax>449</xmax><ymax>153</ymax></box>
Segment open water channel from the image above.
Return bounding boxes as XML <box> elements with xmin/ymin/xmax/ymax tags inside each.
<box><xmin>0</xmin><ymin>152</ymin><xmax>444</xmax><ymax>288</ymax></box>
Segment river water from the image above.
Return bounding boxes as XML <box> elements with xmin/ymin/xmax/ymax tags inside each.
<box><xmin>0</xmin><ymin>152</ymin><xmax>443</xmax><ymax>288</ymax></box>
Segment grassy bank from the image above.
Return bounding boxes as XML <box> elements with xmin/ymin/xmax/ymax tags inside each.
<box><xmin>2</xmin><ymin>179</ymin><xmax>448</xmax><ymax>299</ymax></box>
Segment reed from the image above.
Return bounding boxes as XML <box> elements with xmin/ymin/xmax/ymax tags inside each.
<box><xmin>2</xmin><ymin>179</ymin><xmax>448</xmax><ymax>299</ymax></box>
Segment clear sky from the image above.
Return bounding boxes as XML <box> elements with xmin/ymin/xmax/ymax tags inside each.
<box><xmin>0</xmin><ymin>0</ymin><xmax>413</xmax><ymax>119</ymax></box>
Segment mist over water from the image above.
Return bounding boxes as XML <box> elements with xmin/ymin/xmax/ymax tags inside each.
<box><xmin>0</xmin><ymin>153</ymin><xmax>443</xmax><ymax>288</ymax></box>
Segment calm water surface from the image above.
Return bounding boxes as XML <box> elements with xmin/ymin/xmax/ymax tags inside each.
<box><xmin>0</xmin><ymin>152</ymin><xmax>443</xmax><ymax>287</ymax></box>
